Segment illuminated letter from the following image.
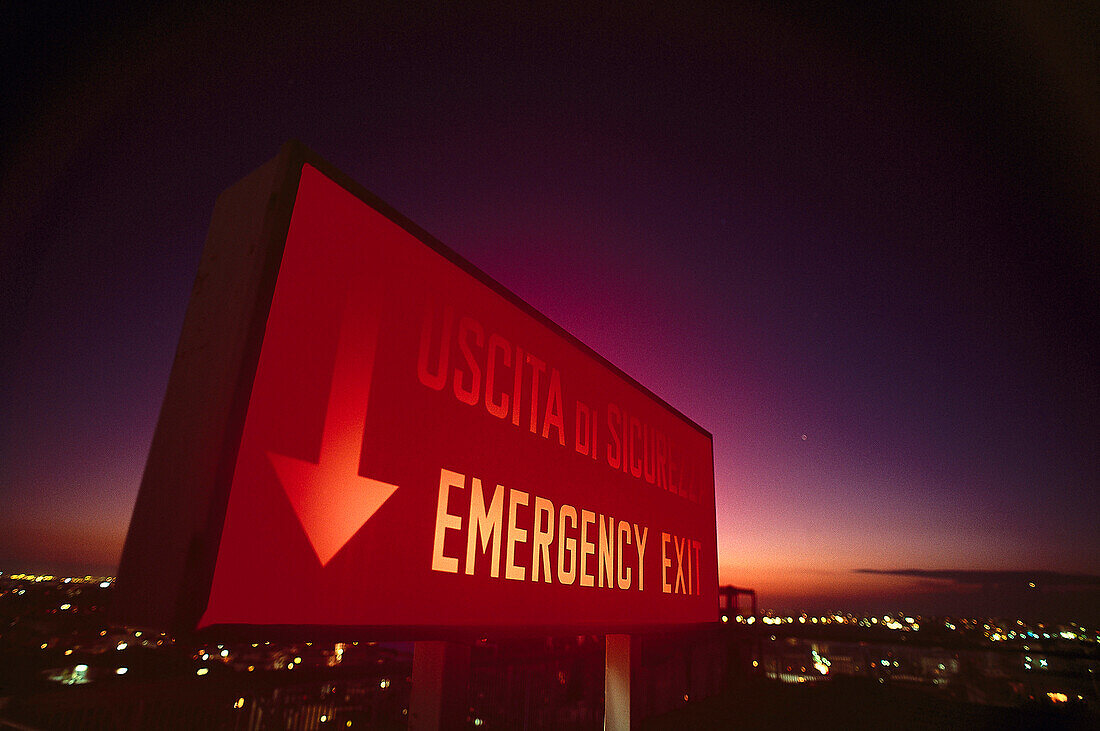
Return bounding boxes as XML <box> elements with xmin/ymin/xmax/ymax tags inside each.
<box><xmin>606</xmin><ymin>404</ymin><xmax>622</xmax><ymax>469</ymax></box>
<box><xmin>557</xmin><ymin>504</ymin><xmax>578</xmax><ymax>585</ymax></box>
<box><xmin>579</xmin><ymin>510</ymin><xmax>596</xmax><ymax>587</ymax></box>
<box><xmin>526</xmin><ymin>352</ymin><xmax>545</xmax><ymax>434</ymax></box>
<box><xmin>692</xmin><ymin>539</ymin><xmax>702</xmax><ymax>595</ymax></box>
<box><xmin>655</xmin><ymin>431</ymin><xmax>668</xmax><ymax>489</ymax></box>
<box><xmin>634</xmin><ymin>524</ymin><xmax>648</xmax><ymax>591</ymax></box>
<box><xmin>590</xmin><ymin>408</ymin><xmax>599</xmax><ymax>460</ymax></box>
<box><xmin>629</xmin><ymin>416</ymin><xmax>643</xmax><ymax>478</ymax></box>
<box><xmin>541</xmin><ymin>368</ymin><xmax>566</xmax><ymax>446</ymax></box>
<box><xmin>575</xmin><ymin>401</ymin><xmax>591</xmax><ymax>456</ymax></box>
<box><xmin>505</xmin><ymin>489</ymin><xmax>529</xmax><ymax>581</ymax></box>
<box><xmin>510</xmin><ymin>347</ymin><xmax>523</xmax><ymax>428</ymax></box>
<box><xmin>454</xmin><ymin>316</ymin><xmax>484</xmax><ymax>406</ymax></box>
<box><xmin>465</xmin><ymin>478</ymin><xmax>503</xmax><ymax>578</ymax></box>
<box><xmin>431</xmin><ymin>469</ymin><xmax>464</xmax><ymax>574</ymax></box>
<box><xmin>511</xmin><ymin>346</ymin><xmax>524</xmax><ymax>426</ymax></box>
<box><xmin>597</xmin><ymin>515</ymin><xmax>615</xmax><ymax>589</ymax></box>
<box><xmin>674</xmin><ymin>535</ymin><xmax>687</xmax><ymax>594</ymax></box>
<box><xmin>643</xmin><ymin>424</ymin><xmax>656</xmax><ymax>484</ymax></box>
<box><xmin>616</xmin><ymin>520</ymin><xmax>632</xmax><ymax>590</ymax></box>
<box><xmin>684</xmin><ymin>537</ymin><xmax>692</xmax><ymax>594</ymax></box>
<box><xmin>661</xmin><ymin>532</ymin><xmax>672</xmax><ymax>594</ymax></box>
<box><xmin>531</xmin><ymin>497</ymin><xmax>555</xmax><ymax>583</ymax></box>
<box><xmin>621</xmin><ymin>409</ymin><xmax>631</xmax><ymax>473</ymax></box>
<box><xmin>417</xmin><ymin>306</ymin><xmax>452</xmax><ymax>391</ymax></box>
<box><xmin>485</xmin><ymin>333</ymin><xmax>511</xmax><ymax>419</ymax></box>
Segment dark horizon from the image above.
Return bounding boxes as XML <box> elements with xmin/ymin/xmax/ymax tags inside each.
<box><xmin>2</xmin><ymin>4</ymin><xmax>1097</xmax><ymax>623</ymax></box>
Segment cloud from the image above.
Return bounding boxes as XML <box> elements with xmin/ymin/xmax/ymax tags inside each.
<box><xmin>854</xmin><ymin>568</ymin><xmax>1100</xmax><ymax>589</ymax></box>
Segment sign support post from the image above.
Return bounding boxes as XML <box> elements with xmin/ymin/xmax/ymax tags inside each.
<box><xmin>409</xmin><ymin>640</ymin><xmax>470</xmax><ymax>730</ymax></box>
<box><xmin>605</xmin><ymin>633</ymin><xmax>632</xmax><ymax>731</ymax></box>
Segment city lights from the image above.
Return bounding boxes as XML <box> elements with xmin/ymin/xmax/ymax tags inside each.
<box><xmin>811</xmin><ymin>649</ymin><xmax>830</xmax><ymax>676</ymax></box>
<box><xmin>3</xmin><ymin>570</ymin><xmax>1098</xmax><ymax>723</ymax></box>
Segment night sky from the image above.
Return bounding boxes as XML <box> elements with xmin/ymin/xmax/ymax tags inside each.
<box><xmin>2</xmin><ymin>3</ymin><xmax>1097</xmax><ymax>622</ymax></box>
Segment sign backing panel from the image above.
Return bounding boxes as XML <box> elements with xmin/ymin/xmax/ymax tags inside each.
<box><xmin>118</xmin><ymin>143</ymin><xmax>718</xmax><ymax>636</ymax></box>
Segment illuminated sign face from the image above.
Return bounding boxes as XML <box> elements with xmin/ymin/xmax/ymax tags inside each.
<box><xmin>188</xmin><ymin>159</ymin><xmax>716</xmax><ymax>631</ymax></box>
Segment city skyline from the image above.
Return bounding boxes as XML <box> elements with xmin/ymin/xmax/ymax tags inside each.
<box><xmin>2</xmin><ymin>5</ymin><xmax>1097</xmax><ymax>623</ymax></box>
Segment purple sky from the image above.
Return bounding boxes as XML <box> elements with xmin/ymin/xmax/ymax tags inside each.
<box><xmin>2</xmin><ymin>4</ymin><xmax>1097</xmax><ymax>621</ymax></box>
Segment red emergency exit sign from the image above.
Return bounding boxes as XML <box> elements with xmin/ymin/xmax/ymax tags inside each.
<box><xmin>115</xmin><ymin>142</ymin><xmax>717</xmax><ymax>636</ymax></box>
